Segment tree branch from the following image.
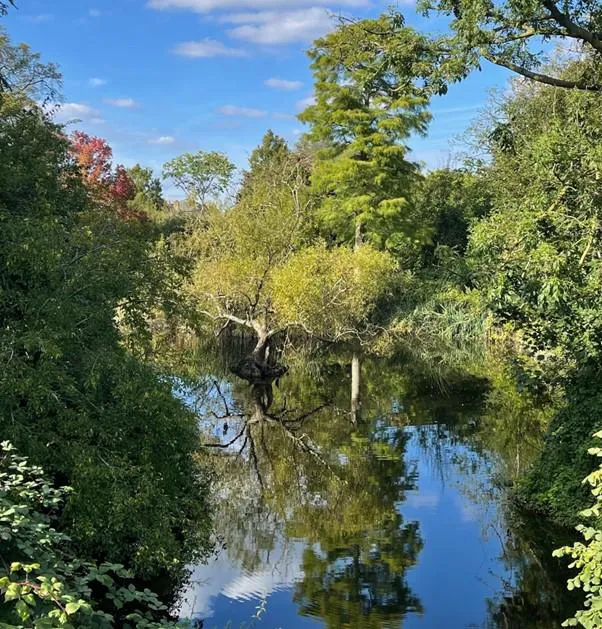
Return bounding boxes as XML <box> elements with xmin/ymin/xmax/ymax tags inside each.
<box><xmin>483</xmin><ymin>52</ymin><xmax>601</xmax><ymax>91</ymax></box>
<box><xmin>542</xmin><ymin>0</ymin><xmax>602</xmax><ymax>54</ymax></box>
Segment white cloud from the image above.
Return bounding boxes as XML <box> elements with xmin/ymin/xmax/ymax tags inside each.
<box><xmin>271</xmin><ymin>112</ymin><xmax>295</xmax><ymax>120</ymax></box>
<box><xmin>47</xmin><ymin>102</ymin><xmax>104</xmax><ymax>124</ymax></box>
<box><xmin>104</xmin><ymin>98</ymin><xmax>138</xmax><ymax>108</ymax></box>
<box><xmin>431</xmin><ymin>104</ymin><xmax>485</xmax><ymax>115</ymax></box>
<box><xmin>217</xmin><ymin>105</ymin><xmax>267</xmax><ymax>118</ymax></box>
<box><xmin>173</xmin><ymin>38</ymin><xmax>247</xmax><ymax>58</ymax></box>
<box><xmin>89</xmin><ymin>77</ymin><xmax>107</xmax><ymax>88</ymax></box>
<box><xmin>296</xmin><ymin>96</ymin><xmax>315</xmax><ymax>110</ymax></box>
<box><xmin>24</xmin><ymin>14</ymin><xmax>53</xmax><ymax>23</ymax></box>
<box><xmin>89</xmin><ymin>8</ymin><xmax>102</xmax><ymax>17</ymax></box>
<box><xmin>148</xmin><ymin>0</ymin><xmax>367</xmax><ymax>12</ymax></box>
<box><xmin>265</xmin><ymin>77</ymin><xmax>302</xmax><ymax>91</ymax></box>
<box><xmin>225</xmin><ymin>8</ymin><xmax>334</xmax><ymax>45</ymax></box>
<box><xmin>149</xmin><ymin>135</ymin><xmax>176</xmax><ymax>144</ymax></box>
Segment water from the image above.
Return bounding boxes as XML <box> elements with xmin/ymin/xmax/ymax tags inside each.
<box><xmin>177</xmin><ymin>353</ymin><xmax>578</xmax><ymax>628</ymax></box>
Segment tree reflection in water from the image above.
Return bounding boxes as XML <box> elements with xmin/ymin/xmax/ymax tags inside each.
<box><xmin>183</xmin><ymin>351</ymin><xmax>577</xmax><ymax>628</ymax></box>
<box><xmin>198</xmin><ymin>365</ymin><xmax>424</xmax><ymax>628</ymax></box>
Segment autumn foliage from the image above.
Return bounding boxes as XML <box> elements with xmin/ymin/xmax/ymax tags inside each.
<box><xmin>70</xmin><ymin>132</ymin><xmax>145</xmax><ymax>220</ymax></box>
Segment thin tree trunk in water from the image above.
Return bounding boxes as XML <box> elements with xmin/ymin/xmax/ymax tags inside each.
<box><xmin>351</xmin><ymin>219</ymin><xmax>362</xmax><ymax>425</ymax></box>
<box><xmin>351</xmin><ymin>354</ymin><xmax>361</xmax><ymax>426</ymax></box>
<box><xmin>354</xmin><ymin>220</ymin><xmax>363</xmax><ymax>252</ymax></box>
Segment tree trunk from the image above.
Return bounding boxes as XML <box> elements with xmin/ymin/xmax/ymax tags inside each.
<box><xmin>252</xmin><ymin>327</ymin><xmax>271</xmax><ymax>367</ymax></box>
<box><xmin>354</xmin><ymin>220</ymin><xmax>363</xmax><ymax>252</ymax></box>
<box><xmin>351</xmin><ymin>353</ymin><xmax>361</xmax><ymax>426</ymax></box>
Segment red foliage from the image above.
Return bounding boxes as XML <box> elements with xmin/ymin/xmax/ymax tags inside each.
<box><xmin>111</xmin><ymin>165</ymin><xmax>136</xmax><ymax>203</ymax></box>
<box><xmin>71</xmin><ymin>131</ymin><xmax>112</xmax><ymax>187</ymax></box>
<box><xmin>70</xmin><ymin>132</ymin><xmax>146</xmax><ymax>221</ymax></box>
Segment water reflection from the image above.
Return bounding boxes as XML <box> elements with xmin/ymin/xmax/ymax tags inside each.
<box><xmin>179</xmin><ymin>352</ymin><xmax>576</xmax><ymax>628</ymax></box>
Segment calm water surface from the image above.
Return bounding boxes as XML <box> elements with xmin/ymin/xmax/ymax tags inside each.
<box><xmin>177</xmin><ymin>354</ymin><xmax>577</xmax><ymax>628</ymax></box>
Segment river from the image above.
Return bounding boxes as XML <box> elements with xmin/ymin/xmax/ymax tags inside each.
<box><xmin>176</xmin><ymin>351</ymin><xmax>578</xmax><ymax>628</ymax></box>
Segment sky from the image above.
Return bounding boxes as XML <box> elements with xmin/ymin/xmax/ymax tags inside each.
<box><xmin>4</xmin><ymin>0</ymin><xmax>513</xmax><ymax>196</ymax></box>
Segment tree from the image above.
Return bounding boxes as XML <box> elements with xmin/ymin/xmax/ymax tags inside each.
<box><xmin>70</xmin><ymin>132</ymin><xmax>142</xmax><ymax>220</ymax></box>
<box><xmin>0</xmin><ymin>27</ymin><xmax>61</xmax><ymax>99</ymax></box>
<box><xmin>415</xmin><ymin>168</ymin><xmax>492</xmax><ymax>268</ymax></box>
<box><xmin>0</xmin><ymin>1</ymin><xmax>15</xmax><ymax>15</ymax></box>
<box><xmin>128</xmin><ymin>164</ymin><xmax>165</xmax><ymax>214</ymax></box>
<box><xmin>238</xmin><ymin>130</ymin><xmax>291</xmax><ymax>201</ymax></box>
<box><xmin>162</xmin><ymin>150</ymin><xmax>235</xmax><ymax>209</ymax></box>
<box><xmin>299</xmin><ymin>16</ymin><xmax>432</xmax><ymax>254</ymax></box>
<box><xmin>0</xmin><ymin>67</ymin><xmax>212</xmax><ymax>581</ymax></box>
<box><xmin>182</xmin><ymin>148</ymin><xmax>397</xmax><ymax>372</ymax></box>
<box><xmin>416</xmin><ymin>0</ymin><xmax>602</xmax><ymax>91</ymax></box>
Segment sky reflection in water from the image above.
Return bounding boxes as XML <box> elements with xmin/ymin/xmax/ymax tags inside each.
<box><xmin>178</xmin><ymin>358</ymin><xmax>574</xmax><ymax>629</ymax></box>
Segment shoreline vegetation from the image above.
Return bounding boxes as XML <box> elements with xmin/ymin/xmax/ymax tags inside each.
<box><xmin>2</xmin><ymin>0</ymin><xmax>602</xmax><ymax>626</ymax></box>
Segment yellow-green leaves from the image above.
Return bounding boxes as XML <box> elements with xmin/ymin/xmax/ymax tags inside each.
<box><xmin>271</xmin><ymin>244</ymin><xmax>397</xmax><ymax>338</ymax></box>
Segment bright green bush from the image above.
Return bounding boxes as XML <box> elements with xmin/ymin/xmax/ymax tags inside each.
<box><xmin>554</xmin><ymin>431</ymin><xmax>602</xmax><ymax>629</ymax></box>
<box><xmin>0</xmin><ymin>441</ymin><xmax>187</xmax><ymax>628</ymax></box>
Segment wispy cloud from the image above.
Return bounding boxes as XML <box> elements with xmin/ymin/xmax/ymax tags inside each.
<box><xmin>217</xmin><ymin>105</ymin><xmax>267</xmax><ymax>118</ymax></box>
<box><xmin>431</xmin><ymin>103</ymin><xmax>485</xmax><ymax>115</ymax></box>
<box><xmin>296</xmin><ymin>96</ymin><xmax>315</xmax><ymax>110</ymax></box>
<box><xmin>89</xmin><ymin>77</ymin><xmax>108</xmax><ymax>88</ymax></box>
<box><xmin>104</xmin><ymin>98</ymin><xmax>138</xmax><ymax>108</ymax></box>
<box><xmin>224</xmin><ymin>8</ymin><xmax>334</xmax><ymax>45</ymax></box>
<box><xmin>271</xmin><ymin>112</ymin><xmax>295</xmax><ymax>120</ymax></box>
<box><xmin>265</xmin><ymin>77</ymin><xmax>302</xmax><ymax>91</ymax></box>
<box><xmin>149</xmin><ymin>135</ymin><xmax>176</xmax><ymax>144</ymax></box>
<box><xmin>23</xmin><ymin>14</ymin><xmax>53</xmax><ymax>23</ymax></box>
<box><xmin>47</xmin><ymin>102</ymin><xmax>103</xmax><ymax>124</ymax></box>
<box><xmin>147</xmin><ymin>0</ymin><xmax>368</xmax><ymax>12</ymax></box>
<box><xmin>89</xmin><ymin>8</ymin><xmax>102</xmax><ymax>17</ymax></box>
<box><xmin>173</xmin><ymin>38</ymin><xmax>247</xmax><ymax>58</ymax></box>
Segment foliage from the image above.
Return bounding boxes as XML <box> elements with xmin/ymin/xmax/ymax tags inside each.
<box><xmin>415</xmin><ymin>168</ymin><xmax>492</xmax><ymax>269</ymax></box>
<box><xmin>415</xmin><ymin>0</ymin><xmax>602</xmax><ymax>91</ymax></box>
<box><xmin>238</xmin><ymin>130</ymin><xmax>290</xmax><ymax>201</ymax></box>
<box><xmin>0</xmin><ymin>27</ymin><xmax>61</xmax><ymax>100</ymax></box>
<box><xmin>70</xmin><ymin>132</ymin><xmax>144</xmax><ymax>220</ymax></box>
<box><xmin>128</xmin><ymin>164</ymin><xmax>165</xmax><ymax>216</ymax></box>
<box><xmin>182</xmin><ymin>142</ymin><xmax>396</xmax><ymax>349</ymax></box>
<box><xmin>518</xmin><ymin>367</ymin><xmax>602</xmax><ymax>526</ymax></box>
<box><xmin>271</xmin><ymin>243</ymin><xmax>398</xmax><ymax>339</ymax></box>
<box><xmin>0</xmin><ymin>85</ymin><xmax>211</xmax><ymax>578</ymax></box>
<box><xmin>553</xmin><ymin>431</ymin><xmax>602</xmax><ymax>629</ymax></box>
<box><xmin>162</xmin><ymin>151</ymin><xmax>235</xmax><ymax>209</ymax></box>
<box><xmin>468</xmin><ymin>64</ymin><xmax>602</xmax><ymax>381</ymax></box>
<box><xmin>0</xmin><ymin>442</ymin><xmax>186</xmax><ymax>628</ymax></box>
<box><xmin>299</xmin><ymin>16</ymin><xmax>432</xmax><ymax>254</ymax></box>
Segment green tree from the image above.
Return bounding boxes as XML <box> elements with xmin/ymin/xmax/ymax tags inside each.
<box><xmin>162</xmin><ymin>150</ymin><xmax>235</xmax><ymax>209</ymax></box>
<box><xmin>0</xmin><ymin>39</ymin><xmax>212</xmax><ymax>581</ymax></box>
<box><xmin>128</xmin><ymin>164</ymin><xmax>165</xmax><ymax>214</ymax></box>
<box><xmin>415</xmin><ymin>168</ymin><xmax>491</xmax><ymax>268</ymax></box>
<box><xmin>416</xmin><ymin>0</ymin><xmax>602</xmax><ymax>91</ymax></box>
<box><xmin>0</xmin><ymin>27</ymin><xmax>61</xmax><ymax>99</ymax></box>
<box><xmin>462</xmin><ymin>60</ymin><xmax>602</xmax><ymax>523</ymax></box>
<box><xmin>299</xmin><ymin>16</ymin><xmax>432</xmax><ymax>254</ymax></box>
<box><xmin>182</xmin><ymin>146</ymin><xmax>397</xmax><ymax>368</ymax></box>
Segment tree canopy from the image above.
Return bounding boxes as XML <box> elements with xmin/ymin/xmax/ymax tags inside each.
<box><xmin>299</xmin><ymin>17</ymin><xmax>432</xmax><ymax>254</ymax></box>
<box><xmin>162</xmin><ymin>150</ymin><xmax>235</xmax><ymax>209</ymax></box>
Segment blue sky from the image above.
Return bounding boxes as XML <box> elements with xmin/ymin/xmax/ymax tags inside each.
<box><xmin>4</xmin><ymin>0</ymin><xmax>512</xmax><ymax>196</ymax></box>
